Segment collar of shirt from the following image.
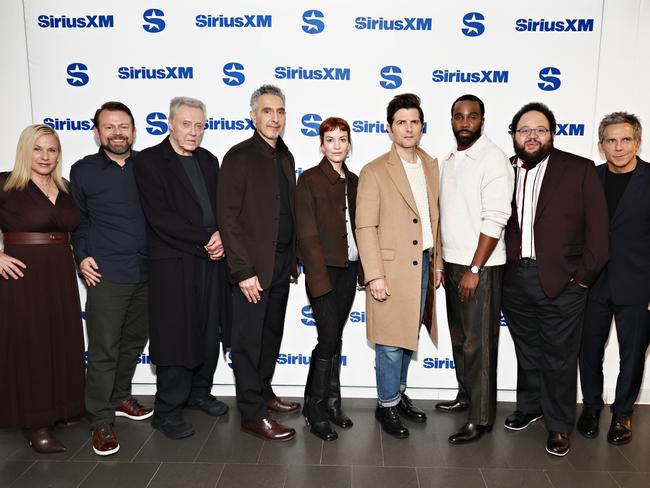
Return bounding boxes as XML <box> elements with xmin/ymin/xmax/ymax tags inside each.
<box><xmin>443</xmin><ymin>133</ymin><xmax>491</xmax><ymax>162</ymax></box>
<box><xmin>98</xmin><ymin>147</ymin><xmax>137</xmax><ymax>168</ymax></box>
<box><xmin>252</xmin><ymin>130</ymin><xmax>289</xmax><ymax>156</ymax></box>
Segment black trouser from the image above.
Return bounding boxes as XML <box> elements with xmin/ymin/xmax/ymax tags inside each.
<box><xmin>579</xmin><ymin>290</ymin><xmax>650</xmax><ymax>417</ymax></box>
<box><xmin>308</xmin><ymin>263</ymin><xmax>358</xmax><ymax>360</ymax></box>
<box><xmin>502</xmin><ymin>260</ymin><xmax>588</xmax><ymax>433</ymax></box>
<box><xmin>444</xmin><ymin>262</ymin><xmax>503</xmax><ymax>426</ymax></box>
<box><xmin>85</xmin><ymin>280</ymin><xmax>149</xmax><ymax>428</ymax></box>
<box><xmin>231</xmin><ymin>249</ymin><xmax>292</xmax><ymax>422</ymax></box>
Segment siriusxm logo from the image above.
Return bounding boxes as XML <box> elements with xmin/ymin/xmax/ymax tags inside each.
<box><xmin>38</xmin><ymin>14</ymin><xmax>114</xmax><ymax>29</ymax></box>
<box><xmin>516</xmin><ymin>18</ymin><xmax>594</xmax><ymax>32</ymax></box>
<box><xmin>462</xmin><ymin>12</ymin><xmax>485</xmax><ymax>36</ymax></box>
<box><xmin>355</xmin><ymin>16</ymin><xmax>431</xmax><ymax>31</ymax></box>
<box><xmin>303</xmin><ymin>113</ymin><xmax>428</xmax><ymax>136</ymax></box>
<box><xmin>538</xmin><ymin>66</ymin><xmax>561</xmax><ymax>91</ymax></box>
<box><xmin>500</xmin><ymin>312</ymin><xmax>507</xmax><ymax>327</ymax></box>
<box><xmin>146</xmin><ymin>112</ymin><xmax>168</xmax><ymax>136</ymax></box>
<box><xmin>302</xmin><ymin>9</ymin><xmax>325</xmax><ymax>34</ymax></box>
<box><xmin>432</xmin><ymin>69</ymin><xmax>508</xmax><ymax>84</ymax></box>
<box><xmin>145</xmin><ymin>112</ymin><xmax>254</xmax><ymax>135</ymax></box>
<box><xmin>301</xmin><ymin>305</ymin><xmax>365</xmax><ymax>326</ymax></box>
<box><xmin>223</xmin><ymin>62</ymin><xmax>246</xmax><ymax>86</ymax></box>
<box><xmin>143</xmin><ymin>8</ymin><xmax>165</xmax><ymax>33</ymax></box>
<box><xmin>423</xmin><ymin>357</ymin><xmax>455</xmax><ymax>369</ymax></box>
<box><xmin>117</xmin><ymin>66</ymin><xmax>193</xmax><ymax>80</ymax></box>
<box><xmin>379</xmin><ymin>65</ymin><xmax>402</xmax><ymax>89</ymax></box>
<box><xmin>136</xmin><ymin>353</ymin><xmax>152</xmax><ymax>364</ymax></box>
<box><xmin>195</xmin><ymin>14</ymin><xmax>272</xmax><ymax>28</ymax></box>
<box><xmin>66</xmin><ymin>63</ymin><xmax>89</xmax><ymax>86</ymax></box>
<box><xmin>507</xmin><ymin>123</ymin><xmax>585</xmax><ymax>137</ymax></box>
<box><xmin>277</xmin><ymin>353</ymin><xmax>348</xmax><ymax>366</ymax></box>
<box><xmin>43</xmin><ymin>117</ymin><xmax>94</xmax><ymax>131</ymax></box>
<box><xmin>301</xmin><ymin>114</ymin><xmax>322</xmax><ymax>137</ymax></box>
<box><xmin>275</xmin><ymin>66</ymin><xmax>350</xmax><ymax>81</ymax></box>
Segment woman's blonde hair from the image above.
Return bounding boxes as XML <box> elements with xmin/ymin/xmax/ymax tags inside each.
<box><xmin>3</xmin><ymin>124</ymin><xmax>67</xmax><ymax>192</ymax></box>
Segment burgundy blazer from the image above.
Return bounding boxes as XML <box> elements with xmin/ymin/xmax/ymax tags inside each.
<box><xmin>504</xmin><ymin>147</ymin><xmax>609</xmax><ymax>298</ymax></box>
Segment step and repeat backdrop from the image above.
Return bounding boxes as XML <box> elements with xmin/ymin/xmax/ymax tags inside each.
<box><xmin>10</xmin><ymin>0</ymin><xmax>646</xmax><ymax>398</ymax></box>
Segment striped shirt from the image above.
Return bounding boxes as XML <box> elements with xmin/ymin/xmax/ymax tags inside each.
<box><xmin>514</xmin><ymin>156</ymin><xmax>549</xmax><ymax>259</ymax></box>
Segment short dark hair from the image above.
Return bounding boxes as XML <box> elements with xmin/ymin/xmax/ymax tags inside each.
<box><xmin>511</xmin><ymin>102</ymin><xmax>556</xmax><ymax>135</ymax></box>
<box><xmin>387</xmin><ymin>93</ymin><xmax>424</xmax><ymax>126</ymax></box>
<box><xmin>93</xmin><ymin>101</ymin><xmax>135</xmax><ymax>128</ymax></box>
<box><xmin>319</xmin><ymin>117</ymin><xmax>352</xmax><ymax>149</ymax></box>
<box><xmin>451</xmin><ymin>94</ymin><xmax>485</xmax><ymax>118</ymax></box>
<box><xmin>598</xmin><ymin>111</ymin><xmax>642</xmax><ymax>142</ymax></box>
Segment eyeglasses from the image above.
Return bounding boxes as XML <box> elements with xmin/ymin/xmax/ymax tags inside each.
<box><xmin>516</xmin><ymin>127</ymin><xmax>550</xmax><ymax>137</ymax></box>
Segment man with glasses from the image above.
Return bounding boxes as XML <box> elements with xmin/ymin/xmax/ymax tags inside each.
<box><xmin>501</xmin><ymin>102</ymin><xmax>608</xmax><ymax>456</ymax></box>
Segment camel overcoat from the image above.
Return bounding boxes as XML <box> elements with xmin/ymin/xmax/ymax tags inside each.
<box><xmin>355</xmin><ymin>144</ymin><xmax>442</xmax><ymax>351</ymax></box>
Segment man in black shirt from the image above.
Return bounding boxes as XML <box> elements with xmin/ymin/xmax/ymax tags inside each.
<box><xmin>71</xmin><ymin>102</ymin><xmax>151</xmax><ymax>456</ymax></box>
<box><xmin>578</xmin><ymin>112</ymin><xmax>650</xmax><ymax>445</ymax></box>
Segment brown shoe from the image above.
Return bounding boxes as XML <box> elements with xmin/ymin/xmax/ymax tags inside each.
<box><xmin>28</xmin><ymin>428</ymin><xmax>66</xmax><ymax>454</ymax></box>
<box><xmin>241</xmin><ymin>418</ymin><xmax>296</xmax><ymax>441</ymax></box>
<box><xmin>115</xmin><ymin>398</ymin><xmax>154</xmax><ymax>421</ymax></box>
<box><xmin>92</xmin><ymin>422</ymin><xmax>120</xmax><ymax>456</ymax></box>
<box><xmin>265</xmin><ymin>397</ymin><xmax>300</xmax><ymax>414</ymax></box>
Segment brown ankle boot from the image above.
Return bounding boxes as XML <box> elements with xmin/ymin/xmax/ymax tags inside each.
<box><xmin>28</xmin><ymin>427</ymin><xmax>66</xmax><ymax>454</ymax></box>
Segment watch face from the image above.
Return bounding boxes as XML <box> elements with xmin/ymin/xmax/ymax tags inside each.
<box><xmin>470</xmin><ymin>265</ymin><xmax>480</xmax><ymax>274</ymax></box>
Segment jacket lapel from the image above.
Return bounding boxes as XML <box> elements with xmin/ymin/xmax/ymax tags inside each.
<box><xmin>385</xmin><ymin>144</ymin><xmax>419</xmax><ymax>216</ymax></box>
<box><xmin>534</xmin><ymin>149</ymin><xmax>567</xmax><ymax>223</ymax></box>
<box><xmin>161</xmin><ymin>137</ymin><xmax>201</xmax><ymax>208</ymax></box>
<box><xmin>611</xmin><ymin>159</ymin><xmax>647</xmax><ymax>227</ymax></box>
<box><xmin>418</xmin><ymin>149</ymin><xmax>439</xmax><ymax>224</ymax></box>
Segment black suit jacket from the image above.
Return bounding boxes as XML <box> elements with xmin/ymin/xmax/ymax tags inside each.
<box><xmin>590</xmin><ymin>159</ymin><xmax>650</xmax><ymax>305</ymax></box>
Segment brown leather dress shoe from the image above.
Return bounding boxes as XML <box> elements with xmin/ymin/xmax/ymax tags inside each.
<box><xmin>241</xmin><ymin>418</ymin><xmax>296</xmax><ymax>441</ymax></box>
<box><xmin>265</xmin><ymin>397</ymin><xmax>300</xmax><ymax>414</ymax></box>
<box><xmin>28</xmin><ymin>427</ymin><xmax>66</xmax><ymax>454</ymax></box>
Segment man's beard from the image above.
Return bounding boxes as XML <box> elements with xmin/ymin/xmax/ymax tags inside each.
<box><xmin>102</xmin><ymin>139</ymin><xmax>132</xmax><ymax>156</ymax></box>
<box><xmin>454</xmin><ymin>127</ymin><xmax>481</xmax><ymax>148</ymax></box>
<box><xmin>514</xmin><ymin>139</ymin><xmax>553</xmax><ymax>167</ymax></box>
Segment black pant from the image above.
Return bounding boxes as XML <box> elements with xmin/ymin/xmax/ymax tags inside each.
<box><xmin>502</xmin><ymin>261</ymin><xmax>588</xmax><ymax>432</ymax></box>
<box><xmin>231</xmin><ymin>249</ymin><xmax>292</xmax><ymax>422</ymax></box>
<box><xmin>579</xmin><ymin>289</ymin><xmax>650</xmax><ymax>416</ymax></box>
<box><xmin>444</xmin><ymin>262</ymin><xmax>503</xmax><ymax>426</ymax></box>
<box><xmin>308</xmin><ymin>263</ymin><xmax>358</xmax><ymax>360</ymax></box>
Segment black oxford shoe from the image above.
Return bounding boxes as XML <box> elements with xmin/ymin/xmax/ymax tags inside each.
<box><xmin>375</xmin><ymin>405</ymin><xmax>409</xmax><ymax>439</ymax></box>
<box><xmin>546</xmin><ymin>431</ymin><xmax>570</xmax><ymax>456</ymax></box>
<box><xmin>607</xmin><ymin>415</ymin><xmax>632</xmax><ymax>445</ymax></box>
<box><xmin>576</xmin><ymin>407</ymin><xmax>600</xmax><ymax>439</ymax></box>
<box><xmin>435</xmin><ymin>400</ymin><xmax>469</xmax><ymax>414</ymax></box>
<box><xmin>448</xmin><ymin>423</ymin><xmax>492</xmax><ymax>445</ymax></box>
<box><xmin>397</xmin><ymin>394</ymin><xmax>427</xmax><ymax>423</ymax></box>
<box><xmin>504</xmin><ymin>410</ymin><xmax>543</xmax><ymax>431</ymax></box>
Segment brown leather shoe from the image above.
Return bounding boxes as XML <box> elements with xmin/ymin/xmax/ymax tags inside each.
<box><xmin>115</xmin><ymin>398</ymin><xmax>154</xmax><ymax>420</ymax></box>
<box><xmin>241</xmin><ymin>418</ymin><xmax>296</xmax><ymax>441</ymax></box>
<box><xmin>265</xmin><ymin>397</ymin><xmax>300</xmax><ymax>413</ymax></box>
<box><xmin>28</xmin><ymin>428</ymin><xmax>66</xmax><ymax>454</ymax></box>
<box><xmin>92</xmin><ymin>422</ymin><xmax>120</xmax><ymax>456</ymax></box>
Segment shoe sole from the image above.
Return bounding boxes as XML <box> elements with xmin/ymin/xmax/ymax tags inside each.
<box><xmin>504</xmin><ymin>415</ymin><xmax>543</xmax><ymax>431</ymax></box>
<box><xmin>115</xmin><ymin>410</ymin><xmax>154</xmax><ymax>421</ymax></box>
<box><xmin>93</xmin><ymin>444</ymin><xmax>120</xmax><ymax>456</ymax></box>
<box><xmin>545</xmin><ymin>445</ymin><xmax>569</xmax><ymax>457</ymax></box>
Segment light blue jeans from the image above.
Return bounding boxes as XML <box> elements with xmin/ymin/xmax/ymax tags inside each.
<box><xmin>376</xmin><ymin>251</ymin><xmax>429</xmax><ymax>406</ymax></box>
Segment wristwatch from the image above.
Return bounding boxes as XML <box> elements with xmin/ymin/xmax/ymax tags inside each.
<box><xmin>469</xmin><ymin>265</ymin><xmax>483</xmax><ymax>275</ymax></box>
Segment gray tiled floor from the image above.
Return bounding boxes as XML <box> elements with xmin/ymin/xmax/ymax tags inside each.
<box><xmin>1</xmin><ymin>398</ymin><xmax>648</xmax><ymax>488</ymax></box>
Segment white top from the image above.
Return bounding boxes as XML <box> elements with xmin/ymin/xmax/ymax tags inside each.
<box><xmin>400</xmin><ymin>156</ymin><xmax>433</xmax><ymax>251</ymax></box>
<box><xmin>514</xmin><ymin>155</ymin><xmax>549</xmax><ymax>259</ymax></box>
<box><xmin>345</xmin><ymin>180</ymin><xmax>359</xmax><ymax>261</ymax></box>
<box><xmin>440</xmin><ymin>134</ymin><xmax>514</xmax><ymax>266</ymax></box>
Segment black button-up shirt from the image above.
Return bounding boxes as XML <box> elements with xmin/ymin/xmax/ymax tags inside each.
<box><xmin>70</xmin><ymin>149</ymin><xmax>148</xmax><ymax>283</ymax></box>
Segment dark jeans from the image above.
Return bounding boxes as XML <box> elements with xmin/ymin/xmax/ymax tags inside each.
<box><xmin>444</xmin><ymin>262</ymin><xmax>503</xmax><ymax>426</ymax></box>
<box><xmin>231</xmin><ymin>249</ymin><xmax>292</xmax><ymax>422</ymax></box>
<box><xmin>579</xmin><ymin>290</ymin><xmax>650</xmax><ymax>417</ymax></box>
<box><xmin>85</xmin><ymin>280</ymin><xmax>149</xmax><ymax>427</ymax></box>
<box><xmin>307</xmin><ymin>262</ymin><xmax>358</xmax><ymax>360</ymax></box>
<box><xmin>502</xmin><ymin>260</ymin><xmax>588</xmax><ymax>432</ymax></box>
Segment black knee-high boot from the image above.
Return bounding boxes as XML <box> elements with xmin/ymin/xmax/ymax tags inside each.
<box><xmin>325</xmin><ymin>342</ymin><xmax>353</xmax><ymax>428</ymax></box>
<box><xmin>303</xmin><ymin>351</ymin><xmax>338</xmax><ymax>441</ymax></box>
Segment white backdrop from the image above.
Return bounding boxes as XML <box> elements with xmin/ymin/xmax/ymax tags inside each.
<box><xmin>1</xmin><ymin>0</ymin><xmax>649</xmax><ymax>402</ymax></box>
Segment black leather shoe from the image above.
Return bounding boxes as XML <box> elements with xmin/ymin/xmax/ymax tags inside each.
<box><xmin>375</xmin><ymin>405</ymin><xmax>409</xmax><ymax>439</ymax></box>
<box><xmin>448</xmin><ymin>423</ymin><xmax>492</xmax><ymax>445</ymax></box>
<box><xmin>607</xmin><ymin>415</ymin><xmax>632</xmax><ymax>445</ymax></box>
<box><xmin>435</xmin><ymin>400</ymin><xmax>469</xmax><ymax>414</ymax></box>
<box><xmin>576</xmin><ymin>407</ymin><xmax>600</xmax><ymax>439</ymax></box>
<box><xmin>546</xmin><ymin>431</ymin><xmax>570</xmax><ymax>456</ymax></box>
<box><xmin>186</xmin><ymin>394</ymin><xmax>228</xmax><ymax>417</ymax></box>
<box><xmin>397</xmin><ymin>394</ymin><xmax>427</xmax><ymax>423</ymax></box>
<box><xmin>504</xmin><ymin>410</ymin><xmax>543</xmax><ymax>431</ymax></box>
<box><xmin>151</xmin><ymin>415</ymin><xmax>194</xmax><ymax>440</ymax></box>
<box><xmin>327</xmin><ymin>407</ymin><xmax>353</xmax><ymax>428</ymax></box>
<box><xmin>305</xmin><ymin>417</ymin><xmax>338</xmax><ymax>441</ymax></box>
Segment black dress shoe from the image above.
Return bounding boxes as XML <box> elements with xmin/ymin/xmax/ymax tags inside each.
<box><xmin>546</xmin><ymin>431</ymin><xmax>570</xmax><ymax>456</ymax></box>
<box><xmin>305</xmin><ymin>417</ymin><xmax>338</xmax><ymax>441</ymax></box>
<box><xmin>576</xmin><ymin>407</ymin><xmax>600</xmax><ymax>439</ymax></box>
<box><xmin>504</xmin><ymin>410</ymin><xmax>543</xmax><ymax>431</ymax></box>
<box><xmin>448</xmin><ymin>423</ymin><xmax>492</xmax><ymax>445</ymax></box>
<box><xmin>186</xmin><ymin>394</ymin><xmax>228</xmax><ymax>417</ymax></box>
<box><xmin>607</xmin><ymin>415</ymin><xmax>632</xmax><ymax>445</ymax></box>
<box><xmin>435</xmin><ymin>400</ymin><xmax>469</xmax><ymax>414</ymax></box>
<box><xmin>397</xmin><ymin>394</ymin><xmax>427</xmax><ymax>423</ymax></box>
<box><xmin>152</xmin><ymin>414</ymin><xmax>194</xmax><ymax>440</ymax></box>
<box><xmin>375</xmin><ymin>405</ymin><xmax>409</xmax><ymax>439</ymax></box>
<box><xmin>327</xmin><ymin>407</ymin><xmax>353</xmax><ymax>428</ymax></box>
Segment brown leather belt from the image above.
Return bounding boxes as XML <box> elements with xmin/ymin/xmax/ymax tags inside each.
<box><xmin>2</xmin><ymin>231</ymin><xmax>69</xmax><ymax>245</ymax></box>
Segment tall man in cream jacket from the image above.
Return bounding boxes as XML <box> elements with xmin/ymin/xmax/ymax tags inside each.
<box><xmin>437</xmin><ymin>94</ymin><xmax>514</xmax><ymax>444</ymax></box>
<box><xmin>356</xmin><ymin>93</ymin><xmax>442</xmax><ymax>439</ymax></box>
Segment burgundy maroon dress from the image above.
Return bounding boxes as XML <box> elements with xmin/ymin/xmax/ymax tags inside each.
<box><xmin>0</xmin><ymin>172</ymin><xmax>85</xmax><ymax>428</ymax></box>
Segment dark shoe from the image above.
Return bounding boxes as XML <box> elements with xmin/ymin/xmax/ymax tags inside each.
<box><xmin>325</xmin><ymin>345</ymin><xmax>353</xmax><ymax>428</ymax></box>
<box><xmin>576</xmin><ymin>407</ymin><xmax>600</xmax><ymax>439</ymax></box>
<box><xmin>92</xmin><ymin>422</ymin><xmax>120</xmax><ymax>456</ymax></box>
<box><xmin>435</xmin><ymin>400</ymin><xmax>470</xmax><ymax>414</ymax></box>
<box><xmin>504</xmin><ymin>410</ymin><xmax>543</xmax><ymax>431</ymax></box>
<box><xmin>448</xmin><ymin>423</ymin><xmax>492</xmax><ymax>445</ymax></box>
<box><xmin>151</xmin><ymin>414</ymin><xmax>194</xmax><ymax>440</ymax></box>
<box><xmin>266</xmin><ymin>396</ymin><xmax>300</xmax><ymax>414</ymax></box>
<box><xmin>115</xmin><ymin>398</ymin><xmax>154</xmax><ymax>421</ymax></box>
<box><xmin>241</xmin><ymin>418</ymin><xmax>296</xmax><ymax>441</ymax></box>
<box><xmin>303</xmin><ymin>355</ymin><xmax>338</xmax><ymax>441</ymax></box>
<box><xmin>187</xmin><ymin>394</ymin><xmax>228</xmax><ymax>417</ymax></box>
<box><xmin>28</xmin><ymin>427</ymin><xmax>66</xmax><ymax>454</ymax></box>
<box><xmin>397</xmin><ymin>393</ymin><xmax>427</xmax><ymax>423</ymax></box>
<box><xmin>305</xmin><ymin>417</ymin><xmax>338</xmax><ymax>441</ymax></box>
<box><xmin>375</xmin><ymin>405</ymin><xmax>409</xmax><ymax>439</ymax></box>
<box><xmin>607</xmin><ymin>415</ymin><xmax>632</xmax><ymax>445</ymax></box>
<box><xmin>327</xmin><ymin>407</ymin><xmax>353</xmax><ymax>428</ymax></box>
<box><xmin>546</xmin><ymin>431</ymin><xmax>570</xmax><ymax>456</ymax></box>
